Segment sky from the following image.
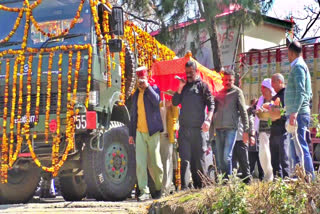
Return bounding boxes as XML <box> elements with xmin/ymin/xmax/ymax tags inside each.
<box><xmin>267</xmin><ymin>0</ymin><xmax>320</xmax><ymax>39</ymax></box>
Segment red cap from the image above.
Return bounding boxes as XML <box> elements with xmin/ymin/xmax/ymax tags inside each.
<box><xmin>136</xmin><ymin>66</ymin><xmax>148</xmax><ymax>77</ymax></box>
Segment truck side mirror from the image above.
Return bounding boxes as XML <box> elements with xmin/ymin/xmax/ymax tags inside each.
<box><xmin>108</xmin><ymin>39</ymin><xmax>122</xmax><ymax>52</ymax></box>
<box><xmin>110</xmin><ymin>6</ymin><xmax>124</xmax><ymax>36</ymax></box>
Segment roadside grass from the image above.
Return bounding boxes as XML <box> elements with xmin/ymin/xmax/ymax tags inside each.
<box><xmin>153</xmin><ymin>167</ymin><xmax>320</xmax><ymax>214</ymax></box>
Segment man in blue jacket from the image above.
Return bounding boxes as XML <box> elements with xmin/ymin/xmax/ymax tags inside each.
<box><xmin>129</xmin><ymin>66</ymin><xmax>164</xmax><ymax>201</ymax></box>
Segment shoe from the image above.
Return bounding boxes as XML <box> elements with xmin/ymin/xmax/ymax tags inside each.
<box><xmin>153</xmin><ymin>190</ymin><xmax>161</xmax><ymax>199</ymax></box>
<box><xmin>137</xmin><ymin>193</ymin><xmax>150</xmax><ymax>202</ymax></box>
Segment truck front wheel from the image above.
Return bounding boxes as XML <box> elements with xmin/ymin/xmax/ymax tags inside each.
<box><xmin>0</xmin><ymin>167</ymin><xmax>40</xmax><ymax>204</ymax></box>
<box><xmin>83</xmin><ymin>121</ymin><xmax>136</xmax><ymax>201</ymax></box>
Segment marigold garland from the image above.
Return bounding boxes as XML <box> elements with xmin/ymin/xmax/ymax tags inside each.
<box><xmin>0</xmin><ymin>4</ymin><xmax>20</xmax><ymax>12</ymax></box>
<box><xmin>89</xmin><ymin>0</ymin><xmax>103</xmax><ymax>46</ymax></box>
<box><xmin>86</xmin><ymin>46</ymin><xmax>93</xmax><ymax>107</ymax></box>
<box><xmin>34</xmin><ymin>51</ymin><xmax>43</xmax><ymax>125</ymax></box>
<box><xmin>44</xmin><ymin>52</ymin><xmax>54</xmax><ymax>144</ymax></box>
<box><xmin>119</xmin><ymin>43</ymin><xmax>126</xmax><ymax>105</ymax></box>
<box><xmin>0</xmin><ymin>60</ymin><xmax>10</xmax><ymax>183</ymax></box>
<box><xmin>30</xmin><ymin>0</ymin><xmax>85</xmax><ymax>38</ymax></box>
<box><xmin>52</xmin><ymin>53</ymin><xmax>63</xmax><ymax>168</ymax></box>
<box><xmin>21</xmin><ymin>5</ymin><xmax>31</xmax><ymax>50</ymax></box>
<box><xmin>0</xmin><ymin>8</ymin><xmax>24</xmax><ymax>43</ymax></box>
<box><xmin>9</xmin><ymin>57</ymin><xmax>22</xmax><ymax>165</ymax></box>
<box><xmin>102</xmin><ymin>10</ymin><xmax>112</xmax><ymax>88</ymax></box>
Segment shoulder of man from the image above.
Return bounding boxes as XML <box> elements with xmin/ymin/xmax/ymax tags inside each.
<box><xmin>231</xmin><ymin>85</ymin><xmax>244</xmax><ymax>96</ymax></box>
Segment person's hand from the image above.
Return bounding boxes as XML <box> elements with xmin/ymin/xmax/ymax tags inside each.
<box><xmin>201</xmin><ymin>121</ymin><xmax>210</xmax><ymax>132</ymax></box>
<box><xmin>289</xmin><ymin>112</ymin><xmax>298</xmax><ymax>126</ymax></box>
<box><xmin>243</xmin><ymin>132</ymin><xmax>249</xmax><ymax>144</ymax></box>
<box><xmin>138</xmin><ymin>79</ymin><xmax>149</xmax><ymax>90</ymax></box>
<box><xmin>177</xmin><ymin>80</ymin><xmax>186</xmax><ymax>94</ymax></box>
<box><xmin>249</xmin><ymin>135</ymin><xmax>255</xmax><ymax>146</ymax></box>
<box><xmin>270</xmin><ymin>106</ymin><xmax>281</xmax><ymax>121</ymax></box>
<box><xmin>129</xmin><ymin>136</ymin><xmax>135</xmax><ymax>145</ymax></box>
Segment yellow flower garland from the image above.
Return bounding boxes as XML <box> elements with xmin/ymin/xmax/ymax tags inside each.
<box><xmin>9</xmin><ymin>56</ymin><xmax>22</xmax><ymax>165</ymax></box>
<box><xmin>44</xmin><ymin>52</ymin><xmax>53</xmax><ymax>144</ymax></box>
<box><xmin>30</xmin><ymin>0</ymin><xmax>85</xmax><ymax>38</ymax></box>
<box><xmin>0</xmin><ymin>8</ymin><xmax>24</xmax><ymax>43</ymax></box>
<box><xmin>0</xmin><ymin>60</ymin><xmax>10</xmax><ymax>183</ymax></box>
<box><xmin>34</xmin><ymin>51</ymin><xmax>43</xmax><ymax>124</ymax></box>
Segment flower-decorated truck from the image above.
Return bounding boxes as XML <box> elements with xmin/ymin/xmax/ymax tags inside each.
<box><xmin>0</xmin><ymin>0</ymin><xmax>175</xmax><ymax>204</ymax></box>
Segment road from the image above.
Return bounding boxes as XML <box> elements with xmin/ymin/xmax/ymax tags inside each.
<box><xmin>0</xmin><ymin>197</ymin><xmax>152</xmax><ymax>214</ymax></box>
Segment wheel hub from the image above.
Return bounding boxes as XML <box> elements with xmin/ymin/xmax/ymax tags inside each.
<box><xmin>105</xmin><ymin>143</ymin><xmax>128</xmax><ymax>183</ymax></box>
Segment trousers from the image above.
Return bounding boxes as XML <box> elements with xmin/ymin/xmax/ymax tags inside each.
<box><xmin>232</xmin><ymin>140</ymin><xmax>251</xmax><ymax>183</ymax></box>
<box><xmin>269</xmin><ymin>133</ymin><xmax>290</xmax><ymax>178</ymax></box>
<box><xmin>248</xmin><ymin>151</ymin><xmax>264</xmax><ymax>180</ymax></box>
<box><xmin>288</xmin><ymin>113</ymin><xmax>315</xmax><ymax>179</ymax></box>
<box><xmin>215</xmin><ymin>129</ymin><xmax>237</xmax><ymax>175</ymax></box>
<box><xmin>136</xmin><ymin>131</ymin><xmax>163</xmax><ymax>194</ymax></box>
<box><xmin>178</xmin><ymin>127</ymin><xmax>208</xmax><ymax>189</ymax></box>
<box><xmin>160</xmin><ymin>133</ymin><xmax>174</xmax><ymax>194</ymax></box>
<box><xmin>258</xmin><ymin>132</ymin><xmax>273</xmax><ymax>181</ymax></box>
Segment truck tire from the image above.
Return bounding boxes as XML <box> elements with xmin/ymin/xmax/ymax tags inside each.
<box><xmin>0</xmin><ymin>167</ymin><xmax>40</xmax><ymax>204</ymax></box>
<box><xmin>82</xmin><ymin>145</ymin><xmax>104</xmax><ymax>201</ymax></box>
<box><xmin>59</xmin><ymin>170</ymin><xmax>87</xmax><ymax>201</ymax></box>
<box><xmin>84</xmin><ymin>121</ymin><xmax>136</xmax><ymax>201</ymax></box>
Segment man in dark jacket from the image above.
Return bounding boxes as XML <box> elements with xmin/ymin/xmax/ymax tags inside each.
<box><xmin>214</xmin><ymin>70</ymin><xmax>249</xmax><ymax>176</ymax></box>
<box><xmin>129</xmin><ymin>66</ymin><xmax>163</xmax><ymax>201</ymax></box>
<box><xmin>172</xmin><ymin>60</ymin><xmax>214</xmax><ymax>189</ymax></box>
<box><xmin>270</xmin><ymin>73</ymin><xmax>290</xmax><ymax>178</ymax></box>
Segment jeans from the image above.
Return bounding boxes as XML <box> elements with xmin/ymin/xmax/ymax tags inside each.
<box><xmin>248</xmin><ymin>151</ymin><xmax>264</xmax><ymax>180</ymax></box>
<box><xmin>215</xmin><ymin>129</ymin><xmax>237</xmax><ymax>175</ymax></box>
<box><xmin>288</xmin><ymin>113</ymin><xmax>315</xmax><ymax>178</ymax></box>
<box><xmin>270</xmin><ymin>133</ymin><xmax>290</xmax><ymax>178</ymax></box>
<box><xmin>232</xmin><ymin>141</ymin><xmax>251</xmax><ymax>183</ymax></box>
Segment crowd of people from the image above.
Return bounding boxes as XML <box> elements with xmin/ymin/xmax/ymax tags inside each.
<box><xmin>129</xmin><ymin>41</ymin><xmax>315</xmax><ymax>202</ymax></box>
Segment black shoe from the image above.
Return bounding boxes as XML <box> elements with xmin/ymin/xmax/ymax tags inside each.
<box><xmin>153</xmin><ymin>190</ymin><xmax>161</xmax><ymax>199</ymax></box>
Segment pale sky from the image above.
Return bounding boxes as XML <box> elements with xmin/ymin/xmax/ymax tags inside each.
<box><xmin>267</xmin><ymin>0</ymin><xmax>320</xmax><ymax>39</ymax></box>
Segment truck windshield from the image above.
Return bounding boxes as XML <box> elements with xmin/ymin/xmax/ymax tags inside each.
<box><xmin>0</xmin><ymin>0</ymin><xmax>92</xmax><ymax>50</ymax></box>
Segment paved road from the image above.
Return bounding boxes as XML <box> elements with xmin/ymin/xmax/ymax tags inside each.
<box><xmin>0</xmin><ymin>197</ymin><xmax>152</xmax><ymax>214</ymax></box>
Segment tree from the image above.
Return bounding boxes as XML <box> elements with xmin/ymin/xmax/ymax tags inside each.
<box><xmin>116</xmin><ymin>0</ymin><xmax>274</xmax><ymax>72</ymax></box>
<box><xmin>290</xmin><ymin>0</ymin><xmax>320</xmax><ymax>39</ymax></box>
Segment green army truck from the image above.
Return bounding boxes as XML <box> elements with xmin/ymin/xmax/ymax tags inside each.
<box><xmin>0</xmin><ymin>0</ymin><xmax>164</xmax><ymax>204</ymax></box>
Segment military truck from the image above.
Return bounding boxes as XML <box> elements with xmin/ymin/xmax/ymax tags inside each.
<box><xmin>0</xmin><ymin>0</ymin><xmax>175</xmax><ymax>204</ymax></box>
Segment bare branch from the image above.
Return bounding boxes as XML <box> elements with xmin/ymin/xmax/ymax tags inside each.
<box><xmin>301</xmin><ymin>10</ymin><xmax>320</xmax><ymax>38</ymax></box>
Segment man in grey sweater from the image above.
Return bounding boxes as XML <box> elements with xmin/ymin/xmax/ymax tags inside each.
<box><xmin>214</xmin><ymin>70</ymin><xmax>249</xmax><ymax>176</ymax></box>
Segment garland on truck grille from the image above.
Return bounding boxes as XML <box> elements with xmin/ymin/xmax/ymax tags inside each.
<box><xmin>0</xmin><ymin>0</ymin><xmax>175</xmax><ymax>182</ymax></box>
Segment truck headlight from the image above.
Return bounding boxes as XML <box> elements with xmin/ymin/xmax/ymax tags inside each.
<box><xmin>89</xmin><ymin>91</ymin><xmax>99</xmax><ymax>106</ymax></box>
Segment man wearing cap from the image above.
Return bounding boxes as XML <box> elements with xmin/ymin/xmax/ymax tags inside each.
<box><xmin>285</xmin><ymin>41</ymin><xmax>314</xmax><ymax>179</ymax></box>
<box><xmin>254</xmin><ymin>78</ymin><xmax>276</xmax><ymax>181</ymax></box>
<box><xmin>129</xmin><ymin>66</ymin><xmax>164</xmax><ymax>201</ymax></box>
<box><xmin>172</xmin><ymin>60</ymin><xmax>214</xmax><ymax>189</ymax></box>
